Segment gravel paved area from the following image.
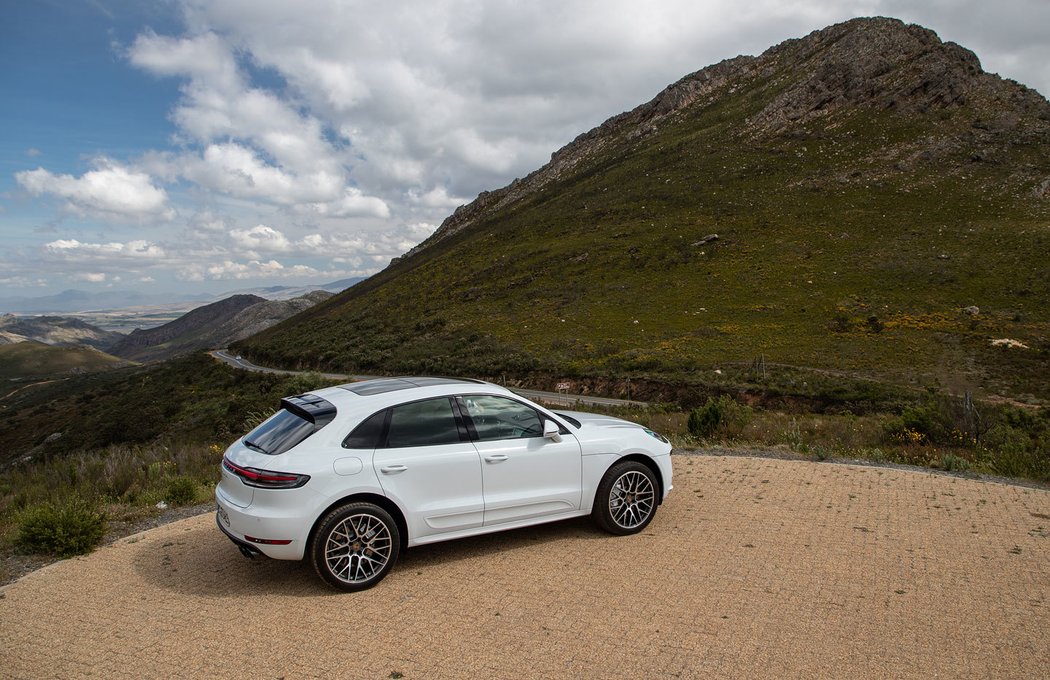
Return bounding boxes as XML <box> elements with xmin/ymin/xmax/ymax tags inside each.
<box><xmin>2</xmin><ymin>455</ymin><xmax>1048</xmax><ymax>679</ymax></box>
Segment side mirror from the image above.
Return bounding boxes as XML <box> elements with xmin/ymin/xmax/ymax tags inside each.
<box><xmin>543</xmin><ymin>419</ymin><xmax>562</xmax><ymax>443</ymax></box>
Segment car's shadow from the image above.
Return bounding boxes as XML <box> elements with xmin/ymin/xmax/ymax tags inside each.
<box><xmin>133</xmin><ymin>514</ymin><xmax>611</xmax><ymax>597</ymax></box>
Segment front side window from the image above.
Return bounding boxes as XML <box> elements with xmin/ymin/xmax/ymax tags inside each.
<box><xmin>461</xmin><ymin>395</ymin><xmax>543</xmax><ymax>441</ymax></box>
<box><xmin>386</xmin><ymin>397</ymin><xmax>462</xmax><ymax>448</ymax></box>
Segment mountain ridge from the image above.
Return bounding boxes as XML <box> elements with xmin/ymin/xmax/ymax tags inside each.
<box><xmin>406</xmin><ymin>17</ymin><xmax>1049</xmax><ymax>258</ymax></box>
<box><xmin>237</xmin><ymin>17</ymin><xmax>1050</xmax><ymax>402</ymax></box>
<box><xmin>108</xmin><ymin>292</ymin><xmax>334</xmax><ymax>363</ymax></box>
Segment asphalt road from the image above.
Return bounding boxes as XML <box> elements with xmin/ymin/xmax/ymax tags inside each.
<box><xmin>3</xmin><ymin>454</ymin><xmax>1047</xmax><ymax>678</ymax></box>
<box><xmin>210</xmin><ymin>349</ymin><xmax>649</xmax><ymax>408</ymax></box>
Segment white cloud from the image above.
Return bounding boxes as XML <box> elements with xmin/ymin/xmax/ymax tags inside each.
<box><xmin>228</xmin><ymin>224</ymin><xmax>292</xmax><ymax>255</ymax></box>
<box><xmin>304</xmin><ymin>188</ymin><xmax>391</xmax><ymax>219</ymax></box>
<box><xmin>16</xmin><ymin>159</ymin><xmax>173</xmax><ymax>221</ymax></box>
<box><xmin>128</xmin><ymin>31</ymin><xmax>240</xmax><ymax>93</ymax></box>
<box><xmin>43</xmin><ymin>239</ymin><xmax>167</xmax><ymax>262</ymax></box>
<box><xmin>74</xmin><ymin>272</ymin><xmax>108</xmax><ymax>283</ymax></box>
<box><xmin>179</xmin><ymin>258</ymin><xmax>340</xmax><ymax>281</ymax></box>
<box><xmin>409</xmin><ymin>186</ymin><xmax>467</xmax><ymax>209</ymax></box>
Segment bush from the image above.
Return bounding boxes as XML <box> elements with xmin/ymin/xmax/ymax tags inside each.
<box><xmin>16</xmin><ymin>497</ymin><xmax>107</xmax><ymax>557</ymax></box>
<box><xmin>165</xmin><ymin>476</ymin><xmax>198</xmax><ymax>506</ymax></box>
<box><xmin>688</xmin><ymin>395</ymin><xmax>752</xmax><ymax>439</ymax></box>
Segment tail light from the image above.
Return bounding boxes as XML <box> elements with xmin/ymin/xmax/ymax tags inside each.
<box><xmin>223</xmin><ymin>456</ymin><xmax>310</xmax><ymax>489</ymax></box>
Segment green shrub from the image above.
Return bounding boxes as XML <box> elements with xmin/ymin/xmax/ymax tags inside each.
<box><xmin>16</xmin><ymin>497</ymin><xmax>107</xmax><ymax>557</ymax></box>
<box><xmin>688</xmin><ymin>395</ymin><xmax>752</xmax><ymax>439</ymax></box>
<box><xmin>165</xmin><ymin>476</ymin><xmax>198</xmax><ymax>506</ymax></box>
<box><xmin>938</xmin><ymin>453</ymin><xmax>971</xmax><ymax>473</ymax></box>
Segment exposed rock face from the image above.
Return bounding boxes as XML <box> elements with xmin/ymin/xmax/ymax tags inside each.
<box><xmin>0</xmin><ymin>313</ymin><xmax>124</xmax><ymax>350</ymax></box>
<box><xmin>211</xmin><ymin>290</ymin><xmax>334</xmax><ymax>348</ymax></box>
<box><xmin>108</xmin><ymin>295</ymin><xmax>266</xmax><ymax>361</ymax></box>
<box><xmin>406</xmin><ymin>17</ymin><xmax>1050</xmax><ymax>258</ymax></box>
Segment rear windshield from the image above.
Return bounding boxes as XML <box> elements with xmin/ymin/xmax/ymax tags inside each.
<box><xmin>243</xmin><ymin>410</ymin><xmax>315</xmax><ymax>455</ymax></box>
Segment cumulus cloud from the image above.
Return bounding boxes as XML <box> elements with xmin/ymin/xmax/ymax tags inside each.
<box><xmin>16</xmin><ymin>159</ymin><xmax>173</xmax><ymax>221</ymax></box>
<box><xmin>409</xmin><ymin>186</ymin><xmax>468</xmax><ymax>210</ymax></box>
<box><xmin>228</xmin><ymin>224</ymin><xmax>292</xmax><ymax>255</ymax></box>
<box><xmin>178</xmin><ymin>258</ymin><xmax>346</xmax><ymax>282</ymax></box>
<box><xmin>42</xmin><ymin>239</ymin><xmax>167</xmax><ymax>262</ymax></box>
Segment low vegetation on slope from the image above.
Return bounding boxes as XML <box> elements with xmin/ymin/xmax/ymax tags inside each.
<box><xmin>0</xmin><ymin>354</ymin><xmax>339</xmax><ymax>569</ymax></box>
<box><xmin>236</xmin><ymin>18</ymin><xmax>1050</xmax><ymax>405</ymax></box>
<box><xmin>0</xmin><ymin>342</ymin><xmax>129</xmax><ymax>382</ymax></box>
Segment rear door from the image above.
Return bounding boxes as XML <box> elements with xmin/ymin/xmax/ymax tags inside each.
<box><xmin>459</xmin><ymin>395</ymin><xmax>583</xmax><ymax>526</ymax></box>
<box><xmin>370</xmin><ymin>397</ymin><xmax>485</xmax><ymax>540</ymax></box>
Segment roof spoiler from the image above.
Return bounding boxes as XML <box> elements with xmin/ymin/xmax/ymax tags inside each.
<box><xmin>280</xmin><ymin>394</ymin><xmax>337</xmax><ymax>426</ymax></box>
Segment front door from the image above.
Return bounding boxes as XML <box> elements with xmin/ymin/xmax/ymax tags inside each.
<box><xmin>458</xmin><ymin>395</ymin><xmax>583</xmax><ymax>526</ymax></box>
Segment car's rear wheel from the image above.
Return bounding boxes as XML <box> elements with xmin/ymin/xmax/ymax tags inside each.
<box><xmin>592</xmin><ymin>460</ymin><xmax>658</xmax><ymax>535</ymax></box>
<box><xmin>311</xmin><ymin>502</ymin><xmax>400</xmax><ymax>591</ymax></box>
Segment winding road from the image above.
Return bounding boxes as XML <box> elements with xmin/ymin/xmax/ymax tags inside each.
<box><xmin>210</xmin><ymin>349</ymin><xmax>650</xmax><ymax>408</ymax></box>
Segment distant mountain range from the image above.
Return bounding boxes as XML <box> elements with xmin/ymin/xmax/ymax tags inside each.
<box><xmin>0</xmin><ymin>314</ymin><xmax>124</xmax><ymax>350</ymax></box>
<box><xmin>1</xmin><ymin>285</ymin><xmax>337</xmax><ymax>373</ymax></box>
<box><xmin>106</xmin><ymin>291</ymin><xmax>335</xmax><ymax>363</ymax></box>
<box><xmin>0</xmin><ymin>277</ymin><xmax>363</xmax><ymax>314</ymax></box>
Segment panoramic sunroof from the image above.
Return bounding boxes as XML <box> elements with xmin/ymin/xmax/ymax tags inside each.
<box><xmin>338</xmin><ymin>377</ymin><xmax>483</xmax><ymax>396</ymax></box>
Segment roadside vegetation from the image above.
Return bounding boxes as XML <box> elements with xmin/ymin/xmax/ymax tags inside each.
<box><xmin>554</xmin><ymin>391</ymin><xmax>1049</xmax><ymax>483</ymax></box>
<box><xmin>0</xmin><ymin>350</ymin><xmax>1045</xmax><ymax>576</ymax></box>
<box><xmin>0</xmin><ymin>354</ymin><xmax>339</xmax><ymax>570</ymax></box>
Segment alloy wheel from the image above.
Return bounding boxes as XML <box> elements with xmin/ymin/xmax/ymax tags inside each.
<box><xmin>324</xmin><ymin>513</ymin><xmax>393</xmax><ymax>585</ymax></box>
<box><xmin>608</xmin><ymin>470</ymin><xmax>656</xmax><ymax>529</ymax></box>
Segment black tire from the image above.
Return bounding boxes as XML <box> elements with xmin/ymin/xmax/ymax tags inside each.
<box><xmin>310</xmin><ymin>502</ymin><xmax>401</xmax><ymax>592</ymax></box>
<box><xmin>592</xmin><ymin>460</ymin><xmax>659</xmax><ymax>535</ymax></box>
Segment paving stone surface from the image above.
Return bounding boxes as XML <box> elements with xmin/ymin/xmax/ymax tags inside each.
<box><xmin>1</xmin><ymin>454</ymin><xmax>1048</xmax><ymax>679</ymax></box>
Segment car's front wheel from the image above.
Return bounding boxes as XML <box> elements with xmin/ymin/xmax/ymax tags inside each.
<box><xmin>310</xmin><ymin>502</ymin><xmax>401</xmax><ymax>591</ymax></box>
<box><xmin>592</xmin><ymin>460</ymin><xmax>659</xmax><ymax>535</ymax></box>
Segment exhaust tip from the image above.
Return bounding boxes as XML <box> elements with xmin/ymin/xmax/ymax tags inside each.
<box><xmin>238</xmin><ymin>545</ymin><xmax>256</xmax><ymax>559</ymax></box>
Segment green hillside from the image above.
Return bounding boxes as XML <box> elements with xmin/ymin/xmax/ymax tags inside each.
<box><xmin>237</xmin><ymin>18</ymin><xmax>1050</xmax><ymax>404</ymax></box>
<box><xmin>0</xmin><ymin>342</ymin><xmax>128</xmax><ymax>382</ymax></box>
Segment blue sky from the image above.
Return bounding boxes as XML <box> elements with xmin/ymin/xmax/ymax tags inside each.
<box><xmin>2</xmin><ymin>0</ymin><xmax>1048</xmax><ymax>300</ymax></box>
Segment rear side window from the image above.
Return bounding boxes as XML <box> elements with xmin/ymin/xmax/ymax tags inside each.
<box><xmin>386</xmin><ymin>397</ymin><xmax>462</xmax><ymax>448</ymax></box>
<box><xmin>243</xmin><ymin>394</ymin><xmax>336</xmax><ymax>455</ymax></box>
<box><xmin>343</xmin><ymin>410</ymin><xmax>388</xmax><ymax>449</ymax></box>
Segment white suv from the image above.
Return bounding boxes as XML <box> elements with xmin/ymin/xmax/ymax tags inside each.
<box><xmin>216</xmin><ymin>377</ymin><xmax>673</xmax><ymax>591</ymax></box>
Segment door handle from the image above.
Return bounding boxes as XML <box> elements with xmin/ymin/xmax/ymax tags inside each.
<box><xmin>484</xmin><ymin>454</ymin><xmax>509</xmax><ymax>463</ymax></box>
<box><xmin>380</xmin><ymin>464</ymin><xmax>408</xmax><ymax>474</ymax></box>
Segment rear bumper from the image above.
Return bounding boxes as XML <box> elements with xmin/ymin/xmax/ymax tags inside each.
<box><xmin>215</xmin><ymin>488</ymin><xmax>309</xmax><ymax>560</ymax></box>
<box><xmin>217</xmin><ymin>513</ymin><xmax>263</xmax><ymax>556</ymax></box>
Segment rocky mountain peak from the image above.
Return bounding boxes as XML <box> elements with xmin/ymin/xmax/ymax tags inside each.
<box><xmin>408</xmin><ymin>17</ymin><xmax>1049</xmax><ymax>255</ymax></box>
